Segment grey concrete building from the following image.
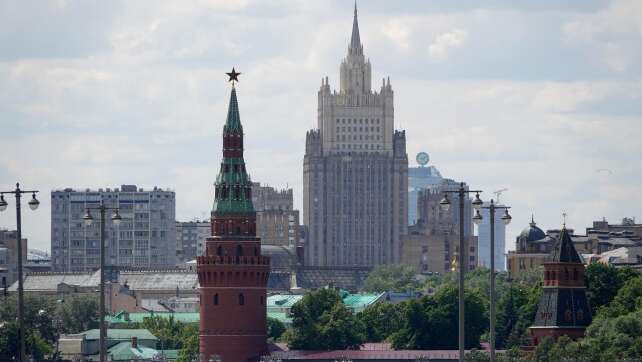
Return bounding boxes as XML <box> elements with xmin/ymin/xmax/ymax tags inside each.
<box><xmin>415</xmin><ymin>180</ymin><xmax>477</xmax><ymax>272</ymax></box>
<box><xmin>303</xmin><ymin>6</ymin><xmax>408</xmax><ymax>267</ymax></box>
<box><xmin>176</xmin><ymin>220</ymin><xmax>210</xmax><ymax>263</ymax></box>
<box><xmin>252</xmin><ymin>183</ymin><xmax>300</xmax><ymax>247</ymax></box>
<box><xmin>0</xmin><ymin>229</ymin><xmax>27</xmax><ymax>289</ymax></box>
<box><xmin>51</xmin><ymin>185</ymin><xmax>176</xmax><ymax>271</ymax></box>
<box><xmin>478</xmin><ymin>201</ymin><xmax>507</xmax><ymax>271</ymax></box>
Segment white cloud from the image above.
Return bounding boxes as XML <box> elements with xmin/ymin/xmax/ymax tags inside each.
<box><xmin>428</xmin><ymin>29</ymin><xmax>468</xmax><ymax>60</ymax></box>
<box><xmin>0</xmin><ymin>1</ymin><xmax>641</xmax><ymax>256</ymax></box>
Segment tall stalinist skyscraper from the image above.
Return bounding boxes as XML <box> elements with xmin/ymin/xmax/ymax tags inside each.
<box><xmin>303</xmin><ymin>5</ymin><xmax>408</xmax><ymax>267</ymax></box>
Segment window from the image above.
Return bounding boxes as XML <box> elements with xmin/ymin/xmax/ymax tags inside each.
<box><xmin>213</xmin><ymin>294</ymin><xmax>219</xmax><ymax>305</ymax></box>
<box><xmin>239</xmin><ymin>293</ymin><xmax>245</xmax><ymax>306</ymax></box>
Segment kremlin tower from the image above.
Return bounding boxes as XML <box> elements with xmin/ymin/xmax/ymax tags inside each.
<box><xmin>529</xmin><ymin>226</ymin><xmax>591</xmax><ymax>345</ymax></box>
<box><xmin>197</xmin><ymin>69</ymin><xmax>270</xmax><ymax>361</ymax></box>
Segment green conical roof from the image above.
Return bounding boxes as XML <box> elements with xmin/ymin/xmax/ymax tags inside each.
<box><xmin>224</xmin><ymin>87</ymin><xmax>243</xmax><ymax>132</ymax></box>
<box><xmin>212</xmin><ymin>86</ymin><xmax>254</xmax><ymax>215</ymax></box>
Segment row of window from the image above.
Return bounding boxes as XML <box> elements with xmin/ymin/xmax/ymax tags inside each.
<box><xmin>336</xmin><ymin>126</ymin><xmax>381</xmax><ymax>133</ymax></box>
<box><xmin>336</xmin><ymin>118</ymin><xmax>380</xmax><ymax>125</ymax></box>
<box><xmin>337</xmin><ymin>134</ymin><xmax>381</xmax><ymax>141</ymax></box>
<box><xmin>211</xmin><ymin>293</ymin><xmax>264</xmax><ymax>306</ymax></box>
<box><xmin>337</xmin><ymin>144</ymin><xmax>382</xmax><ymax>150</ymax></box>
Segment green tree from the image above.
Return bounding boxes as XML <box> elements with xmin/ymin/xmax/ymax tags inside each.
<box><xmin>598</xmin><ymin>276</ymin><xmax>642</xmax><ymax>318</ymax></box>
<box><xmin>495</xmin><ymin>281</ymin><xmax>542</xmax><ymax>349</ymax></box>
<box><xmin>287</xmin><ymin>288</ymin><xmax>365</xmax><ymax>350</ymax></box>
<box><xmin>357</xmin><ymin>302</ymin><xmax>403</xmax><ymax>342</ymax></box>
<box><xmin>57</xmin><ymin>294</ymin><xmax>99</xmax><ymax>333</ymax></box>
<box><xmin>361</xmin><ymin>264</ymin><xmax>420</xmax><ymax>293</ymax></box>
<box><xmin>267</xmin><ymin>317</ymin><xmax>286</xmax><ymax>341</ymax></box>
<box><xmin>585</xmin><ymin>263</ymin><xmax>639</xmax><ymax>315</ymax></box>
<box><xmin>176</xmin><ymin>325</ymin><xmax>199</xmax><ymax>362</ymax></box>
<box><xmin>390</xmin><ymin>286</ymin><xmax>488</xmax><ymax>350</ymax></box>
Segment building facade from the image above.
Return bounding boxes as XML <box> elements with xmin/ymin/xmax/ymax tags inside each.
<box><xmin>51</xmin><ymin>185</ymin><xmax>176</xmax><ymax>271</ymax></box>
<box><xmin>477</xmin><ymin>202</ymin><xmax>507</xmax><ymax>271</ymax></box>
<box><xmin>0</xmin><ymin>229</ymin><xmax>27</xmax><ymax>288</ymax></box>
<box><xmin>303</xmin><ymin>5</ymin><xmax>408</xmax><ymax>267</ymax></box>
<box><xmin>252</xmin><ymin>183</ymin><xmax>300</xmax><ymax>247</ymax></box>
<box><xmin>197</xmin><ymin>84</ymin><xmax>270</xmax><ymax>362</ymax></box>
<box><xmin>415</xmin><ymin>180</ymin><xmax>477</xmax><ymax>272</ymax></box>
<box><xmin>176</xmin><ymin>220</ymin><xmax>210</xmax><ymax>263</ymax></box>
<box><xmin>400</xmin><ymin>225</ymin><xmax>448</xmax><ymax>275</ymax></box>
<box><xmin>507</xmin><ymin>217</ymin><xmax>642</xmax><ymax>279</ymax></box>
<box><xmin>408</xmin><ymin>153</ymin><xmax>443</xmax><ymax>225</ymax></box>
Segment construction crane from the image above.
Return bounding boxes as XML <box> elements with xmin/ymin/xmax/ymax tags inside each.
<box><xmin>493</xmin><ymin>188</ymin><xmax>508</xmax><ymax>203</ymax></box>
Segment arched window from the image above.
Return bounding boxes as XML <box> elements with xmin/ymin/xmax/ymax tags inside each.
<box><xmin>245</xmin><ymin>187</ymin><xmax>251</xmax><ymax>199</ymax></box>
<box><xmin>239</xmin><ymin>293</ymin><xmax>245</xmax><ymax>306</ymax></box>
<box><xmin>234</xmin><ymin>186</ymin><xmax>241</xmax><ymax>199</ymax></box>
<box><xmin>236</xmin><ymin>245</ymin><xmax>243</xmax><ymax>257</ymax></box>
<box><xmin>213</xmin><ymin>294</ymin><xmax>219</xmax><ymax>305</ymax></box>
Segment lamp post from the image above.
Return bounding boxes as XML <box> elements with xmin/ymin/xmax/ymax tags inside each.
<box><xmin>0</xmin><ymin>183</ymin><xmax>40</xmax><ymax>362</ymax></box>
<box><xmin>83</xmin><ymin>202</ymin><xmax>122</xmax><ymax>362</ymax></box>
<box><xmin>476</xmin><ymin>199</ymin><xmax>511</xmax><ymax>362</ymax></box>
<box><xmin>439</xmin><ymin>183</ymin><xmax>482</xmax><ymax>362</ymax></box>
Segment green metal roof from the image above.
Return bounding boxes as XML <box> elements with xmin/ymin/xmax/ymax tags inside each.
<box><xmin>267</xmin><ymin>311</ymin><xmax>291</xmax><ymax>325</ymax></box>
<box><xmin>107</xmin><ymin>312</ymin><xmax>200</xmax><ymax>325</ymax></box>
<box><xmin>81</xmin><ymin>329</ymin><xmax>158</xmax><ymax>341</ymax></box>
<box><xmin>107</xmin><ymin>342</ymin><xmax>160</xmax><ymax>361</ymax></box>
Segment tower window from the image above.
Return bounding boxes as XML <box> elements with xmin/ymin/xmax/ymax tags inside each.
<box><xmin>239</xmin><ymin>293</ymin><xmax>245</xmax><ymax>306</ymax></box>
<box><xmin>213</xmin><ymin>294</ymin><xmax>219</xmax><ymax>305</ymax></box>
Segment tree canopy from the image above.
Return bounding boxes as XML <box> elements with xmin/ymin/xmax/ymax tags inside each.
<box><xmin>287</xmin><ymin>288</ymin><xmax>365</xmax><ymax>350</ymax></box>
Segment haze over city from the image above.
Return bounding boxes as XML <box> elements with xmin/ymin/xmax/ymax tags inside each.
<box><xmin>1</xmin><ymin>0</ymin><xmax>641</xmax><ymax>254</ymax></box>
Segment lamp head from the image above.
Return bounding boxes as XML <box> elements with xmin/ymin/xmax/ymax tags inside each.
<box><xmin>112</xmin><ymin>210</ymin><xmax>122</xmax><ymax>226</ymax></box>
<box><xmin>28</xmin><ymin>193</ymin><xmax>40</xmax><ymax>211</ymax></box>
<box><xmin>83</xmin><ymin>209</ymin><xmax>93</xmax><ymax>226</ymax></box>
<box><xmin>472</xmin><ymin>192</ymin><xmax>483</xmax><ymax>210</ymax></box>
<box><xmin>439</xmin><ymin>194</ymin><xmax>451</xmax><ymax>212</ymax></box>
<box><xmin>473</xmin><ymin>209</ymin><xmax>483</xmax><ymax>225</ymax></box>
<box><xmin>501</xmin><ymin>209</ymin><xmax>512</xmax><ymax>225</ymax></box>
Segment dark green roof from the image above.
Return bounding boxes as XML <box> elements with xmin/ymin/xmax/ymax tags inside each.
<box><xmin>224</xmin><ymin>87</ymin><xmax>242</xmax><ymax>132</ymax></box>
<box><xmin>550</xmin><ymin>227</ymin><xmax>582</xmax><ymax>263</ymax></box>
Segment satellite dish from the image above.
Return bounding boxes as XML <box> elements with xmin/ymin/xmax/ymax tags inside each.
<box><xmin>416</xmin><ymin>152</ymin><xmax>430</xmax><ymax>166</ymax></box>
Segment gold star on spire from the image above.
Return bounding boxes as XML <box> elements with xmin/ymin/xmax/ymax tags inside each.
<box><xmin>226</xmin><ymin>67</ymin><xmax>241</xmax><ymax>86</ymax></box>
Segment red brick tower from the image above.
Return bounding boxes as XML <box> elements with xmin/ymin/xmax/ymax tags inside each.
<box><xmin>529</xmin><ymin>226</ymin><xmax>591</xmax><ymax>345</ymax></box>
<box><xmin>197</xmin><ymin>72</ymin><xmax>270</xmax><ymax>362</ymax></box>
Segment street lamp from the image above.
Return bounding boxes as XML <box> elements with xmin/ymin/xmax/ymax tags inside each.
<box><xmin>440</xmin><ymin>183</ymin><xmax>483</xmax><ymax>362</ymax></box>
<box><xmin>0</xmin><ymin>183</ymin><xmax>39</xmax><ymax>362</ymax></box>
<box><xmin>479</xmin><ymin>199</ymin><xmax>511</xmax><ymax>362</ymax></box>
<box><xmin>83</xmin><ymin>202</ymin><xmax>121</xmax><ymax>362</ymax></box>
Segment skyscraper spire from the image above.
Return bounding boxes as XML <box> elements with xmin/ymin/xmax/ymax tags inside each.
<box><xmin>349</xmin><ymin>1</ymin><xmax>362</xmax><ymax>55</ymax></box>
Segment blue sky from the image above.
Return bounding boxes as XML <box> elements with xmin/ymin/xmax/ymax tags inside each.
<box><xmin>1</xmin><ymin>0</ymin><xmax>641</xmax><ymax>254</ymax></box>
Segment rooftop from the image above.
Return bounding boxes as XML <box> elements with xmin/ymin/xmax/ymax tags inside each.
<box><xmin>80</xmin><ymin>329</ymin><xmax>158</xmax><ymax>341</ymax></box>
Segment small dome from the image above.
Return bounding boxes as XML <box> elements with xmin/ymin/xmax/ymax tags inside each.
<box><xmin>519</xmin><ymin>216</ymin><xmax>546</xmax><ymax>242</ymax></box>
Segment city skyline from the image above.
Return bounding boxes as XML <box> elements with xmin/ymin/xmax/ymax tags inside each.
<box><xmin>1</xmin><ymin>0</ymin><xmax>641</xmax><ymax>254</ymax></box>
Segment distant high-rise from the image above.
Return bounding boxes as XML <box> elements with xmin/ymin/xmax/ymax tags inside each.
<box><xmin>477</xmin><ymin>202</ymin><xmax>507</xmax><ymax>271</ymax></box>
<box><xmin>0</xmin><ymin>229</ymin><xmax>27</xmax><ymax>287</ymax></box>
<box><xmin>408</xmin><ymin>152</ymin><xmax>443</xmax><ymax>225</ymax></box>
<box><xmin>50</xmin><ymin>185</ymin><xmax>176</xmax><ymax>271</ymax></box>
<box><xmin>176</xmin><ymin>220</ymin><xmax>210</xmax><ymax>263</ymax></box>
<box><xmin>303</xmin><ymin>4</ymin><xmax>408</xmax><ymax>267</ymax></box>
<box><xmin>251</xmin><ymin>183</ymin><xmax>300</xmax><ymax>247</ymax></box>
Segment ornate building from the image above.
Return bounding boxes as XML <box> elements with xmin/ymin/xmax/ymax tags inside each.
<box><xmin>529</xmin><ymin>226</ymin><xmax>591</xmax><ymax>345</ymax></box>
<box><xmin>303</xmin><ymin>5</ymin><xmax>408</xmax><ymax>267</ymax></box>
<box><xmin>197</xmin><ymin>79</ymin><xmax>270</xmax><ymax>362</ymax></box>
